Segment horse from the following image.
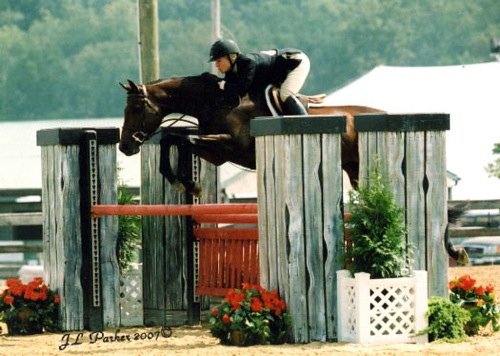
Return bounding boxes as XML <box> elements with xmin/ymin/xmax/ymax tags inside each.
<box><xmin>118</xmin><ymin>72</ymin><xmax>468</xmax><ymax>265</ymax></box>
<box><xmin>119</xmin><ymin>72</ymin><xmax>381</xmax><ymax>193</ymax></box>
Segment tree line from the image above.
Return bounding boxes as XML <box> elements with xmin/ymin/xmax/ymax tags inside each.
<box><xmin>0</xmin><ymin>0</ymin><xmax>498</xmax><ymax>121</ymax></box>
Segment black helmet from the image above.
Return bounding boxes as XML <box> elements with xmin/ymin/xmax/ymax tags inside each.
<box><xmin>209</xmin><ymin>39</ymin><xmax>240</xmax><ymax>61</ymax></box>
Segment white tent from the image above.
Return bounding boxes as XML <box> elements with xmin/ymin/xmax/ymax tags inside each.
<box><xmin>325</xmin><ymin>62</ymin><xmax>500</xmax><ymax>200</ymax></box>
<box><xmin>0</xmin><ymin>119</ymin><xmax>140</xmax><ymax>189</ymax></box>
<box><xmin>0</xmin><ymin>119</ymin><xmax>255</xmax><ymax>198</ymax></box>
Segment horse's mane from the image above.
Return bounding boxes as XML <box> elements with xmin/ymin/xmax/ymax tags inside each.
<box><xmin>147</xmin><ymin>72</ymin><xmax>220</xmax><ymax>87</ymax></box>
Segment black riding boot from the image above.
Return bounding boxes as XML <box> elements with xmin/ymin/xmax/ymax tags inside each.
<box><xmin>282</xmin><ymin>95</ymin><xmax>307</xmax><ymax>115</ymax></box>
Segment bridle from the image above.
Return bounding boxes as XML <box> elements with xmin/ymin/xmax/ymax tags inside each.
<box><xmin>122</xmin><ymin>84</ymin><xmax>195</xmax><ymax>144</ymax></box>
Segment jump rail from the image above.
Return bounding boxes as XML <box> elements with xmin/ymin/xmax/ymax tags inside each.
<box><xmin>91</xmin><ymin>203</ymin><xmax>258</xmax><ymax>217</ymax></box>
<box><xmin>90</xmin><ymin>202</ymin><xmax>260</xmax><ymax>298</ymax></box>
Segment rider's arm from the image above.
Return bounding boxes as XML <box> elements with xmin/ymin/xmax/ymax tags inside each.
<box><xmin>223</xmin><ymin>56</ymin><xmax>257</xmax><ymax>98</ymax></box>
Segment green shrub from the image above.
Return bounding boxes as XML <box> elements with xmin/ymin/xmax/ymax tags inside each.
<box><xmin>117</xmin><ymin>185</ymin><xmax>141</xmax><ymax>273</ymax></box>
<box><xmin>424</xmin><ymin>296</ymin><xmax>471</xmax><ymax>342</ymax></box>
<box><xmin>346</xmin><ymin>163</ymin><xmax>410</xmax><ymax>278</ymax></box>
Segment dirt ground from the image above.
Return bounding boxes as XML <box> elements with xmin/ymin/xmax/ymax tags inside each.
<box><xmin>0</xmin><ymin>265</ymin><xmax>498</xmax><ymax>356</ymax></box>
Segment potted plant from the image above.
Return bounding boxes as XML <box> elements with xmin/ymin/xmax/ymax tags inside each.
<box><xmin>209</xmin><ymin>283</ymin><xmax>292</xmax><ymax>346</ymax></box>
<box><xmin>448</xmin><ymin>274</ymin><xmax>499</xmax><ymax>335</ymax></box>
<box><xmin>337</xmin><ymin>164</ymin><xmax>427</xmax><ymax>344</ymax></box>
<box><xmin>0</xmin><ymin>277</ymin><xmax>60</xmax><ymax>335</ymax></box>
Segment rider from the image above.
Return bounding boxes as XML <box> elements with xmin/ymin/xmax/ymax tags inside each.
<box><xmin>208</xmin><ymin>38</ymin><xmax>310</xmax><ymax>115</ymax></box>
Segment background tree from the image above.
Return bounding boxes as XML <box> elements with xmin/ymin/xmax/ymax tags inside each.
<box><xmin>486</xmin><ymin>143</ymin><xmax>500</xmax><ymax>179</ymax></box>
<box><xmin>0</xmin><ymin>0</ymin><xmax>498</xmax><ymax>121</ymax></box>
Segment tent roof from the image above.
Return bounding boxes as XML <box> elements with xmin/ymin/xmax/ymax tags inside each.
<box><xmin>325</xmin><ymin>62</ymin><xmax>500</xmax><ymax>200</ymax></box>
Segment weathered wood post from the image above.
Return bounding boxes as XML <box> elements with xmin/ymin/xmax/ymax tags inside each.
<box><xmin>37</xmin><ymin>128</ymin><xmax>120</xmax><ymax>331</ymax></box>
<box><xmin>355</xmin><ymin>113</ymin><xmax>450</xmax><ymax>297</ymax></box>
<box><xmin>250</xmin><ymin>116</ymin><xmax>346</xmax><ymax>343</ymax></box>
<box><xmin>141</xmin><ymin>127</ymin><xmax>216</xmax><ymax>326</ymax></box>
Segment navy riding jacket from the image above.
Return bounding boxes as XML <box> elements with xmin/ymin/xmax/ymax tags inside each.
<box><xmin>223</xmin><ymin>48</ymin><xmax>302</xmax><ymax>100</ymax></box>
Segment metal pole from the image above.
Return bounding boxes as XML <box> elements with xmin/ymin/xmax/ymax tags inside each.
<box><xmin>211</xmin><ymin>0</ymin><xmax>221</xmax><ymax>75</ymax></box>
<box><xmin>137</xmin><ymin>0</ymin><xmax>159</xmax><ymax>83</ymax></box>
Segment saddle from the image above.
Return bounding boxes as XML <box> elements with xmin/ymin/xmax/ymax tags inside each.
<box><xmin>264</xmin><ymin>85</ymin><xmax>326</xmax><ymax>116</ymax></box>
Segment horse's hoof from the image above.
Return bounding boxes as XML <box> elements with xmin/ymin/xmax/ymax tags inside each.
<box><xmin>192</xmin><ymin>183</ymin><xmax>203</xmax><ymax>198</ymax></box>
<box><xmin>172</xmin><ymin>181</ymin><xmax>186</xmax><ymax>193</ymax></box>
<box><xmin>457</xmin><ymin>248</ymin><xmax>470</xmax><ymax>266</ymax></box>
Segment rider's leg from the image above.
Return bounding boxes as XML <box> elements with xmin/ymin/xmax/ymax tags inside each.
<box><xmin>279</xmin><ymin>52</ymin><xmax>310</xmax><ymax>115</ymax></box>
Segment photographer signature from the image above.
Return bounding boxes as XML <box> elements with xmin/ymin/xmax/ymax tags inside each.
<box><xmin>59</xmin><ymin>327</ymin><xmax>173</xmax><ymax>351</ymax></box>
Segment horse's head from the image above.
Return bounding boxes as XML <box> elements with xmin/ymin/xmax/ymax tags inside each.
<box><xmin>119</xmin><ymin>79</ymin><xmax>166</xmax><ymax>156</ymax></box>
<box><xmin>119</xmin><ymin>74</ymin><xmax>221</xmax><ymax>156</ymax></box>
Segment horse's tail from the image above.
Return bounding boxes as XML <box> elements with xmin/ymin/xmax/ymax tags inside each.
<box><xmin>445</xmin><ymin>203</ymin><xmax>470</xmax><ymax>266</ymax></box>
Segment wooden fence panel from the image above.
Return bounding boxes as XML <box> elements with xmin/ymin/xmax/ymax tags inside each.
<box><xmin>251</xmin><ymin>115</ymin><xmax>346</xmax><ymax>343</ymax></box>
<box><xmin>37</xmin><ymin>128</ymin><xmax>120</xmax><ymax>331</ymax></box>
<box><xmin>355</xmin><ymin>113</ymin><xmax>450</xmax><ymax>297</ymax></box>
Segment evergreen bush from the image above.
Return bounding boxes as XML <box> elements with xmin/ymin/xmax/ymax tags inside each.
<box><xmin>346</xmin><ymin>163</ymin><xmax>410</xmax><ymax>278</ymax></box>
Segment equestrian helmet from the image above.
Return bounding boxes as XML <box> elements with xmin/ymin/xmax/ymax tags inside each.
<box><xmin>209</xmin><ymin>39</ymin><xmax>240</xmax><ymax>61</ymax></box>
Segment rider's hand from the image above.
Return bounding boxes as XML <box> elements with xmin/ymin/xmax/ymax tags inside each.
<box><xmin>218</xmin><ymin>80</ymin><xmax>226</xmax><ymax>90</ymax></box>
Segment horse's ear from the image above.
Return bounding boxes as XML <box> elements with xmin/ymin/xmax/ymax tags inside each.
<box><xmin>127</xmin><ymin>79</ymin><xmax>141</xmax><ymax>93</ymax></box>
<box><xmin>120</xmin><ymin>79</ymin><xmax>140</xmax><ymax>93</ymax></box>
<box><xmin>119</xmin><ymin>81</ymin><xmax>131</xmax><ymax>91</ymax></box>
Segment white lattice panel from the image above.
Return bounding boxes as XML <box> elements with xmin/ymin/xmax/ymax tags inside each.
<box><xmin>337</xmin><ymin>270</ymin><xmax>428</xmax><ymax>344</ymax></box>
<box><xmin>119</xmin><ymin>265</ymin><xmax>143</xmax><ymax>326</ymax></box>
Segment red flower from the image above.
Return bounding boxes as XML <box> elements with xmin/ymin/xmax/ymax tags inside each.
<box><xmin>27</xmin><ymin>277</ymin><xmax>43</xmax><ymax>289</ymax></box>
<box><xmin>475</xmin><ymin>286</ymin><xmax>485</xmax><ymax>296</ymax></box>
<box><xmin>250</xmin><ymin>297</ymin><xmax>263</xmax><ymax>312</ymax></box>
<box><xmin>53</xmin><ymin>294</ymin><xmax>61</xmax><ymax>304</ymax></box>
<box><xmin>458</xmin><ymin>275</ymin><xmax>476</xmax><ymax>291</ymax></box>
<box><xmin>222</xmin><ymin>314</ymin><xmax>231</xmax><ymax>325</ymax></box>
<box><xmin>4</xmin><ymin>294</ymin><xmax>14</xmax><ymax>305</ymax></box>
<box><xmin>6</xmin><ymin>279</ymin><xmax>25</xmax><ymax>297</ymax></box>
<box><xmin>485</xmin><ymin>284</ymin><xmax>494</xmax><ymax>294</ymax></box>
<box><xmin>228</xmin><ymin>291</ymin><xmax>245</xmax><ymax>311</ymax></box>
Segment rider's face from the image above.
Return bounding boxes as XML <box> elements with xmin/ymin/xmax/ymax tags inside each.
<box><xmin>215</xmin><ymin>57</ymin><xmax>231</xmax><ymax>73</ymax></box>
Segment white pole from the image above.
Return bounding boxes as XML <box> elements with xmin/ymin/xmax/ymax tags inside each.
<box><xmin>212</xmin><ymin>0</ymin><xmax>221</xmax><ymax>41</ymax></box>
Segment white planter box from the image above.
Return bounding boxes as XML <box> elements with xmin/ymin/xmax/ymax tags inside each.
<box><xmin>336</xmin><ymin>269</ymin><xmax>428</xmax><ymax>344</ymax></box>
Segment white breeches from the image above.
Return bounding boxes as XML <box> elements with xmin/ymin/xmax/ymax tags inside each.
<box><xmin>279</xmin><ymin>52</ymin><xmax>310</xmax><ymax>102</ymax></box>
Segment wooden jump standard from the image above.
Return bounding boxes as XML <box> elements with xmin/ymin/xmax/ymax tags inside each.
<box><xmin>250</xmin><ymin>113</ymin><xmax>450</xmax><ymax>343</ymax></box>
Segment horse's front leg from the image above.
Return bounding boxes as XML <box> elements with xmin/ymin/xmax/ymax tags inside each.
<box><xmin>159</xmin><ymin>135</ymin><xmax>196</xmax><ymax>194</ymax></box>
<box><xmin>188</xmin><ymin>134</ymin><xmax>232</xmax><ymax>142</ymax></box>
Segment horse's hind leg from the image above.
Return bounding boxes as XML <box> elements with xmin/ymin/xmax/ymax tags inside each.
<box><xmin>343</xmin><ymin>162</ymin><xmax>359</xmax><ymax>190</ymax></box>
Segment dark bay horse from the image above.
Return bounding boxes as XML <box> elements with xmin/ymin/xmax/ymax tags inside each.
<box><xmin>119</xmin><ymin>72</ymin><xmax>467</xmax><ymax>264</ymax></box>
<box><xmin>119</xmin><ymin>72</ymin><xmax>381</xmax><ymax>191</ymax></box>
